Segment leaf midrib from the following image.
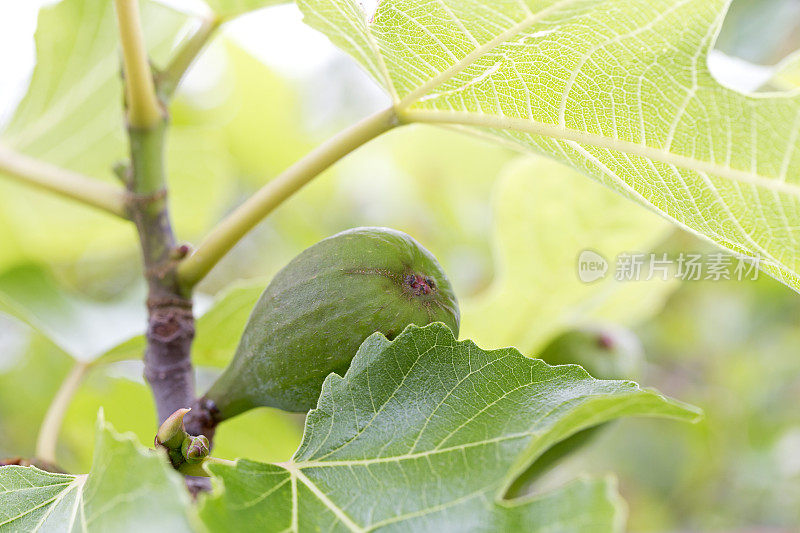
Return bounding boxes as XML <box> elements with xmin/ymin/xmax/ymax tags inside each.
<box><xmin>361</xmin><ymin>0</ymin><xmax>800</xmax><ymax>202</ymax></box>
<box><xmin>288</xmin><ymin>390</ymin><xmax>695</xmax><ymax>471</ymax></box>
<box><xmin>0</xmin><ymin>475</ymin><xmax>85</xmax><ymax>530</ymax></box>
<box><xmin>402</xmin><ymin>109</ymin><xmax>800</xmax><ymax>196</ymax></box>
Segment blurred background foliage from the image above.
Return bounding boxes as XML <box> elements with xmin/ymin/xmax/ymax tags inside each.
<box><xmin>0</xmin><ymin>0</ymin><xmax>799</xmax><ymax>530</ymax></box>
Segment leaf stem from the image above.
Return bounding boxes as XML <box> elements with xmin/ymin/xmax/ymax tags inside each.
<box><xmin>177</xmin><ymin>106</ymin><xmax>400</xmax><ymax>288</ymax></box>
<box><xmin>177</xmin><ymin>456</ymin><xmax>235</xmax><ymax>477</ymax></box>
<box><xmin>0</xmin><ymin>145</ymin><xmax>129</xmax><ymax>217</ymax></box>
<box><xmin>158</xmin><ymin>15</ymin><xmax>222</xmax><ymax>99</ymax></box>
<box><xmin>35</xmin><ymin>361</ymin><xmax>91</xmax><ymax>465</ymax></box>
<box><xmin>114</xmin><ymin>0</ymin><xmax>163</xmax><ymax>129</ymax></box>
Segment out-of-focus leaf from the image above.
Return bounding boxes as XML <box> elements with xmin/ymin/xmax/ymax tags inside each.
<box><xmin>96</xmin><ymin>336</ymin><xmax>145</xmax><ymax>366</ymax></box>
<box><xmin>0</xmin><ymin>334</ymin><xmax>72</xmax><ymax>459</ymax></box>
<box><xmin>190</xmin><ymin>281</ymin><xmax>264</xmax><ymax>367</ymax></box>
<box><xmin>0</xmin><ymin>414</ymin><xmax>192</xmax><ymax>532</ymax></box>
<box><xmin>58</xmin><ymin>365</ymin><xmax>302</xmax><ymax>472</ymax></box>
<box><xmin>0</xmin><ymin>265</ymin><xmax>145</xmax><ymax>362</ymax></box>
<box><xmin>462</xmin><ymin>157</ymin><xmax>676</xmax><ymax>354</ymax></box>
<box><xmin>59</xmin><ymin>369</ymin><xmax>156</xmax><ymax>473</ymax></box>
<box><xmin>2</xmin><ymin>1</ymin><xmax>181</xmax><ymax>171</ymax></box>
<box><xmin>177</xmin><ymin>41</ymin><xmax>311</xmax><ymax>185</ymax></box>
<box><xmin>205</xmin><ymin>0</ymin><xmax>289</xmax><ymax>19</ymax></box>
<box><xmin>200</xmin><ymin>324</ymin><xmax>700</xmax><ymax>532</ymax></box>
<box><xmin>0</xmin><ymin>0</ymin><xmax>242</xmax><ymax>269</ymax></box>
<box><xmin>212</xmin><ymin>408</ymin><xmax>303</xmax><ymax>464</ymax></box>
<box><xmin>222</xmin><ymin>42</ymin><xmax>310</xmax><ymax>182</ymax></box>
<box><xmin>167</xmin><ymin>125</ymin><xmax>237</xmax><ymax>238</ymax></box>
<box><xmin>0</xmin><ymin>0</ymin><xmax>187</xmax><ymax>269</ymax></box>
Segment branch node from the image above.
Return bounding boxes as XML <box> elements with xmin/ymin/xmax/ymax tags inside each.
<box><xmin>125</xmin><ymin>187</ymin><xmax>168</xmax><ymax>211</ymax></box>
<box><xmin>184</xmin><ymin>397</ymin><xmax>220</xmax><ymax>442</ymax></box>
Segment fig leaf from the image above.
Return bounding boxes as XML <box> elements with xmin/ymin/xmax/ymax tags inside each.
<box><xmin>0</xmin><ymin>412</ymin><xmax>192</xmax><ymax>532</ymax></box>
<box><xmin>199</xmin><ymin>323</ymin><xmax>700</xmax><ymax>532</ymax></box>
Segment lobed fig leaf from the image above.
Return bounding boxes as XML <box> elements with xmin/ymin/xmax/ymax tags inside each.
<box><xmin>199</xmin><ymin>324</ymin><xmax>701</xmax><ymax>532</ymax></box>
<box><xmin>204</xmin><ymin>227</ymin><xmax>460</xmax><ymax>417</ymax></box>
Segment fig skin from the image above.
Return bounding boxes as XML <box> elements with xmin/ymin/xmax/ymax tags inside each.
<box><xmin>204</xmin><ymin>227</ymin><xmax>459</xmax><ymax>418</ymax></box>
<box><xmin>538</xmin><ymin>325</ymin><xmax>643</xmax><ymax>380</ymax></box>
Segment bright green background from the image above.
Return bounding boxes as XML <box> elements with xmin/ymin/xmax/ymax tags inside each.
<box><xmin>0</xmin><ymin>0</ymin><xmax>799</xmax><ymax>530</ymax></box>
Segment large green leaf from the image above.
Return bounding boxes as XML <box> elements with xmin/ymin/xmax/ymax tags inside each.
<box><xmin>0</xmin><ymin>413</ymin><xmax>192</xmax><ymax>532</ymax></box>
<box><xmin>200</xmin><ymin>324</ymin><xmax>700</xmax><ymax>532</ymax></box>
<box><xmin>0</xmin><ymin>0</ymin><xmax>182</xmax><ymax>269</ymax></box>
<box><xmin>297</xmin><ymin>0</ymin><xmax>800</xmax><ymax>292</ymax></box>
<box><xmin>0</xmin><ymin>265</ymin><xmax>145</xmax><ymax>362</ymax></box>
<box><xmin>462</xmin><ymin>156</ymin><xmax>677</xmax><ymax>354</ymax></box>
<box><xmin>0</xmin><ymin>334</ymin><xmax>73</xmax><ymax>460</ymax></box>
<box><xmin>0</xmin><ymin>0</ymin><xmax>237</xmax><ymax>269</ymax></box>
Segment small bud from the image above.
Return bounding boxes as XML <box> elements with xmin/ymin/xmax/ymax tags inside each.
<box><xmin>181</xmin><ymin>435</ymin><xmax>210</xmax><ymax>464</ymax></box>
<box><xmin>112</xmin><ymin>161</ymin><xmax>130</xmax><ymax>183</ymax></box>
<box><xmin>170</xmin><ymin>244</ymin><xmax>191</xmax><ymax>260</ymax></box>
<box><xmin>156</xmin><ymin>408</ymin><xmax>190</xmax><ymax>450</ymax></box>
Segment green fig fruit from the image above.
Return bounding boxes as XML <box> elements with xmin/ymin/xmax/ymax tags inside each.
<box><xmin>538</xmin><ymin>324</ymin><xmax>643</xmax><ymax>380</ymax></box>
<box><xmin>504</xmin><ymin>324</ymin><xmax>644</xmax><ymax>499</ymax></box>
<box><xmin>203</xmin><ymin>227</ymin><xmax>459</xmax><ymax>418</ymax></box>
<box><xmin>181</xmin><ymin>435</ymin><xmax>210</xmax><ymax>464</ymax></box>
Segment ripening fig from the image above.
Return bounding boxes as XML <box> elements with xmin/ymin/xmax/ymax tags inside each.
<box><xmin>539</xmin><ymin>324</ymin><xmax>643</xmax><ymax>380</ymax></box>
<box><xmin>202</xmin><ymin>227</ymin><xmax>460</xmax><ymax>418</ymax></box>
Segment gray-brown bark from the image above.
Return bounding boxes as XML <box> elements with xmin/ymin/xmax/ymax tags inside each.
<box><xmin>126</xmin><ymin>123</ymin><xmax>197</xmax><ymax>424</ymax></box>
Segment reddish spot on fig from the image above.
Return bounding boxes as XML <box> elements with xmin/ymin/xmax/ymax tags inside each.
<box><xmin>404</xmin><ymin>273</ymin><xmax>436</xmax><ymax>296</ymax></box>
<box><xmin>596</xmin><ymin>333</ymin><xmax>615</xmax><ymax>350</ymax></box>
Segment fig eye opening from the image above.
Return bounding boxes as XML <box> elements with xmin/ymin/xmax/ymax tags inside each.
<box><xmin>403</xmin><ymin>273</ymin><xmax>436</xmax><ymax>295</ymax></box>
